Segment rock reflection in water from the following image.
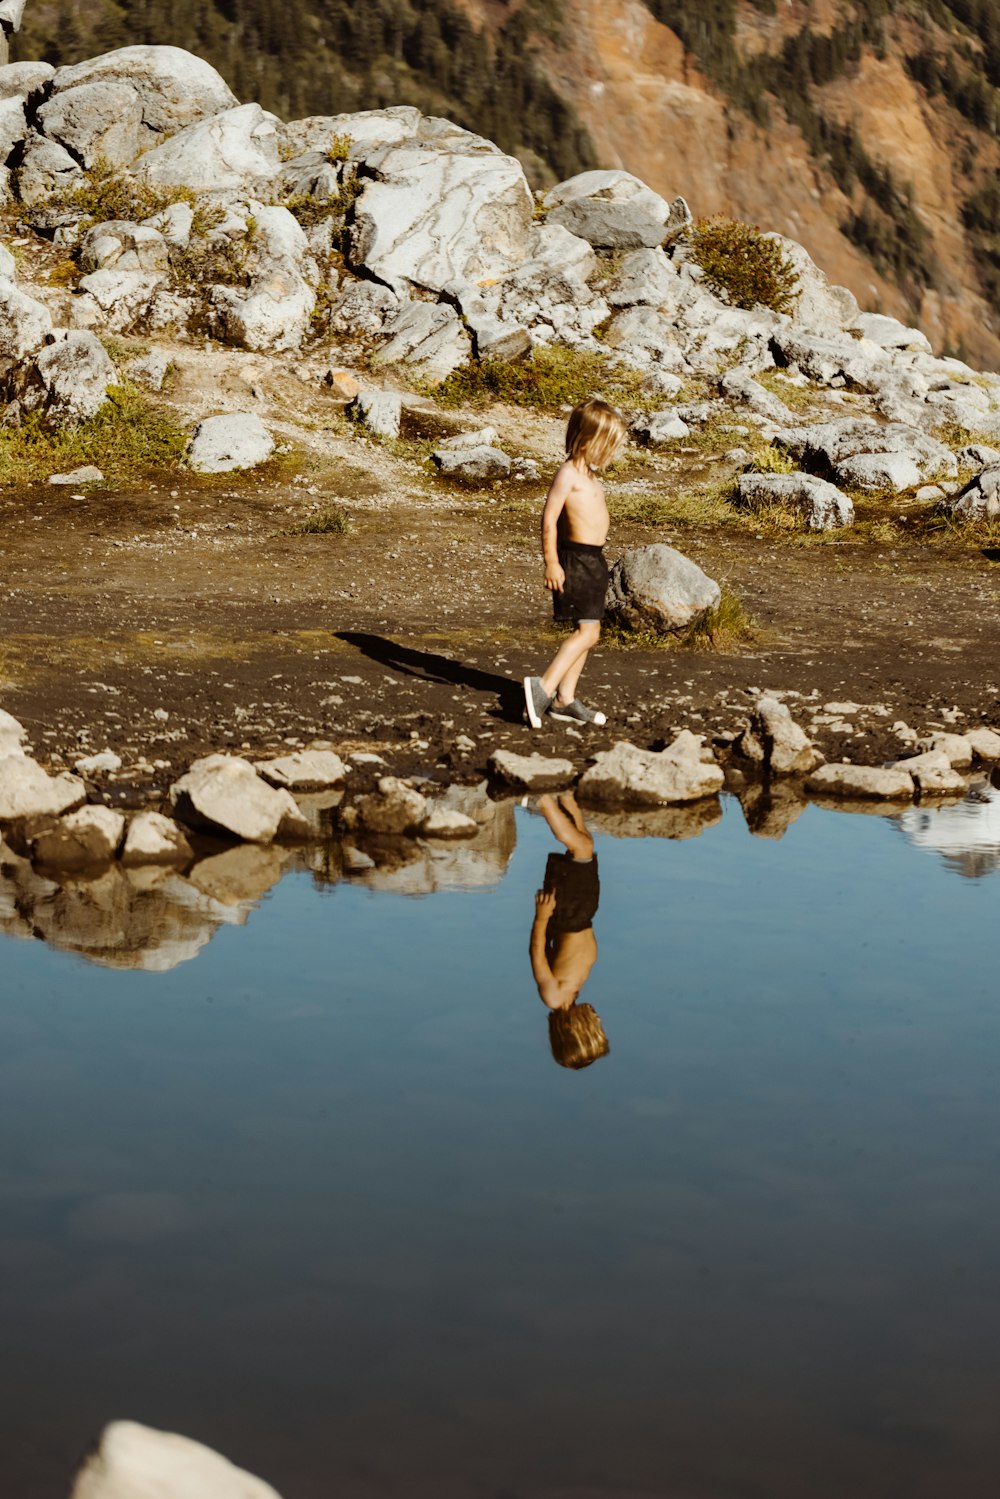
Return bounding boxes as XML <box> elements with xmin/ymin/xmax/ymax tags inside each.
<box><xmin>0</xmin><ymin>837</ymin><xmax>293</xmax><ymax>973</ymax></box>
<box><xmin>896</xmin><ymin>779</ymin><xmax>1000</xmax><ymax>878</ymax></box>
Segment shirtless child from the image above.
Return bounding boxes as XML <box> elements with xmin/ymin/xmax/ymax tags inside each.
<box><xmin>523</xmin><ymin>398</ymin><xmax>627</xmax><ymax>729</ymax></box>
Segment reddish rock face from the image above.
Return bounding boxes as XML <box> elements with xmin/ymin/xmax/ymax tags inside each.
<box><xmin>501</xmin><ymin>0</ymin><xmax>1000</xmax><ymax>369</ymax></box>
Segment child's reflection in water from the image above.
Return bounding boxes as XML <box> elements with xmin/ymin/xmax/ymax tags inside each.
<box><xmin>529</xmin><ymin>792</ymin><xmax>609</xmax><ymax>1069</ymax></box>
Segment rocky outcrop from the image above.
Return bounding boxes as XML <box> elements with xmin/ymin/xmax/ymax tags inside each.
<box><xmin>489</xmin><ymin>750</ymin><xmax>576</xmax><ymax>791</ymax></box>
<box><xmin>939</xmin><ymin>467</ymin><xmax>1000</xmax><ymax>523</ymax></box>
<box><xmin>0</xmin><ymin>752</ymin><xmax>85</xmax><ymax>820</ymax></box>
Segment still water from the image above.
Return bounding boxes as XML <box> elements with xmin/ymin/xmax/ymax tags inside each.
<box><xmin>1</xmin><ymin>788</ymin><xmax>999</xmax><ymax>1498</ymax></box>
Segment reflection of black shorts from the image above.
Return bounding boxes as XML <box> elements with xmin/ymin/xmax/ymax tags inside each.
<box><xmin>553</xmin><ymin>541</ymin><xmax>608</xmax><ymax>624</ymax></box>
<box><xmin>545</xmin><ymin>852</ymin><xmax>600</xmax><ymax>934</ymax></box>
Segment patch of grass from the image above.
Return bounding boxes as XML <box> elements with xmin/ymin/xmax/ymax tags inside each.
<box><xmin>688</xmin><ymin>218</ymin><xmax>799</xmax><ymax>314</ymax></box>
<box><xmin>328</xmin><ymin>133</ymin><xmax>353</xmax><ymax>164</ymax></box>
<box><xmin>745</xmin><ymin>442</ymin><xmax>798</xmax><ymax>474</ymax></box>
<box><xmin>754</xmin><ymin>369</ymin><xmax>816</xmax><ymax>411</ymax></box>
<box><xmin>287</xmin><ymin>505</ymin><xmax>350</xmax><ymax>535</ymax></box>
<box><xmin>434</xmin><ymin>345</ymin><xmax>654</xmax><ymax>411</ymax></box>
<box><xmin>47</xmin><ymin>257</ymin><xmax>80</xmax><ymax>287</ymax></box>
<box><xmin>37</xmin><ymin>155</ymin><xmax>196</xmax><ymax>229</ymax></box>
<box><xmin>610</xmin><ymin>482</ymin><xmax>734</xmax><ymax>530</ymax></box>
<box><xmin>0</xmin><ymin>383</ymin><xmax>187</xmax><ymax>483</ymax></box>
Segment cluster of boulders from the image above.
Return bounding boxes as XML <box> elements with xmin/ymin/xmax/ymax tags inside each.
<box><xmin>1</xmin><ymin>43</ymin><xmax>1000</xmax><ymax>522</ymax></box>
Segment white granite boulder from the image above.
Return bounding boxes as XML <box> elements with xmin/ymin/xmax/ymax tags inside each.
<box><xmin>374</xmin><ymin>301</ymin><xmax>471</xmax><ymax>383</ymax></box>
<box><xmin>187</xmin><ymin>413</ymin><xmax>275</xmax><ymax>473</ymax></box>
<box><xmin>255</xmin><ymin>750</ymin><xmax>347</xmax><ymax>791</ymax></box>
<box><xmin>135</xmin><ymin>102</ymin><xmax>280</xmax><ymax>192</ymax></box>
<box><xmin>121</xmin><ymin>811</ymin><xmax>194</xmax><ymax>866</ymax></box>
<box><xmin>432</xmin><ymin>445</ymin><xmax>510</xmax><ymax>481</ymax></box>
<box><xmin>354</xmin><ymin>776</ymin><xmax>428</xmax><ymax>835</ymax></box>
<box><xmin>31</xmin><ymin>805</ymin><xmax>126</xmax><ymax>870</ymax></box>
<box><xmin>0</xmin><ymin>709</ymin><xmax>27</xmax><ymax>757</ymax></box>
<box><xmin>578</xmin><ymin>733</ymin><xmax>723</xmax><ymax>807</ymax></box>
<box><xmin>544</xmin><ymin>170</ymin><xmax>675</xmax><ymax>251</ymax></box>
<box><xmin>605</xmin><ymin>545</ymin><xmax>720</xmax><ymax>633</ymax></box>
<box><xmin>966</xmin><ymin>727</ymin><xmax>1000</xmax><ymax>760</ymax></box>
<box><xmin>69</xmin><ymin>1419</ymin><xmax>282</xmax><ymax>1499</ymax></box>
<box><xmin>854</xmin><ymin>311</ymin><xmax>932</xmax><ymax>353</ymax></box>
<box><xmin>833</xmin><ymin>451</ymin><xmax>923</xmax><ymax>493</ymax></box>
<box><xmin>719</xmin><ymin>365</ymin><xmax>795</xmax><ymax>423</ymax></box>
<box><xmin>489</xmin><ymin>750</ymin><xmax>576</xmax><ymax>791</ymax></box>
<box><xmin>939</xmin><ymin>466</ymin><xmax>1000</xmax><ymax>522</ymax></box>
<box><xmin>769</xmin><ymin>235</ymin><xmax>856</xmax><ymax>334</ymax></box>
<box><xmin>41</xmin><ymin>46</ymin><xmax>237</xmax><ymax>167</ymax></box>
<box><xmin>738</xmin><ymin>696</ymin><xmax>822</xmax><ymax>776</ymax></box>
<box><xmin>72</xmin><ymin>269</ymin><xmax>165</xmax><ymax>333</ymax></box>
<box><xmin>348</xmin><ymin>118</ymin><xmax>533</xmax><ymax>296</ymax></box>
<box><xmin>774</xmin><ymin>418</ymin><xmax>957</xmax><ymax>482</ymax></box>
<box><xmin>630</xmin><ymin>409</ymin><xmax>689</xmax><ymax>445</ymax></box>
<box><xmin>80</xmin><ymin>221</ymin><xmax>170</xmax><ymax>275</ymax></box>
<box><xmin>21</xmin><ymin>331</ymin><xmax>116</xmax><ymax>423</ymax></box>
<box><xmin>603</xmin><ymin>247</ymin><xmax>676</xmax><ymax>308</ymax></box>
<box><xmin>0</xmin><ymin>276</ymin><xmax>53</xmax><ymax>359</ymax></box>
<box><xmin>0</xmin><ymin>754</ymin><xmax>85</xmax><ymax>820</ymax></box>
<box><xmin>736</xmin><ymin>471</ymin><xmax>854</xmax><ymax>531</ymax></box>
<box><xmin>347</xmin><ymin>390</ymin><xmax>401</xmax><ymax>440</ymax></box>
<box><xmin>170</xmin><ymin>754</ymin><xmax>309</xmax><ymax>843</ymax></box>
<box><xmin>806</xmin><ymin>763</ymin><xmax>915</xmax><ymax>800</ymax></box>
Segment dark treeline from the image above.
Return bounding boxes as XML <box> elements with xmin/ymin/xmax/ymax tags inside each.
<box><xmin>13</xmin><ymin>0</ymin><xmax>595</xmax><ymax>184</ymax></box>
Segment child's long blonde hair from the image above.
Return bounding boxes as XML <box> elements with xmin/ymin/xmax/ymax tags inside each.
<box><xmin>548</xmin><ymin>1002</ymin><xmax>610</xmax><ymax>1070</ymax></box>
<box><xmin>565</xmin><ymin>398</ymin><xmax>627</xmax><ymax>471</ymax></box>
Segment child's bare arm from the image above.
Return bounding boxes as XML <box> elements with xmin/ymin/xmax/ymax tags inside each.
<box><xmin>540</xmin><ymin>464</ymin><xmax>574</xmax><ymax>591</ymax></box>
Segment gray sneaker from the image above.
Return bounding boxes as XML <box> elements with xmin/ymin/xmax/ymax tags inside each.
<box><xmin>548</xmin><ymin>698</ymin><xmax>607</xmax><ymax>726</ymax></box>
<box><xmin>523</xmin><ymin>676</ymin><xmax>552</xmax><ymax>729</ymax></box>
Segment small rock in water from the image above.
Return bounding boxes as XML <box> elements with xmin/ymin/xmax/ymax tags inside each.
<box><xmin>420</xmin><ymin>806</ymin><xmax>479</xmax><ymax>839</ymax></box>
<box><xmin>966</xmin><ymin>726</ymin><xmax>1000</xmax><ymax>761</ymax></box>
<box><xmin>489</xmin><ymin>750</ymin><xmax>576</xmax><ymax>791</ymax></box>
<box><xmin>806</xmin><ymin>763</ymin><xmax>915</xmax><ymax>800</ymax></box>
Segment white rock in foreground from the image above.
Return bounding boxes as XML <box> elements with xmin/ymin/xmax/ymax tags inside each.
<box><xmin>966</xmin><ymin>727</ymin><xmax>1000</xmax><ymax>760</ymax></box>
<box><xmin>187</xmin><ymin>414</ymin><xmax>274</xmax><ymax>473</ymax></box>
<box><xmin>605</xmin><ymin>544</ymin><xmax>720</xmax><ymax>633</ymax></box>
<box><xmin>31</xmin><ymin>805</ymin><xmax>125</xmax><ymax>869</ymax></box>
<box><xmin>70</xmin><ymin>1419</ymin><xmax>283</xmax><ymax>1499</ymax></box>
<box><xmin>135</xmin><ymin>102</ymin><xmax>280</xmax><ymax>192</ymax></box>
<box><xmin>121</xmin><ymin>810</ymin><xmax>193</xmax><ymax>866</ymax></box>
<box><xmin>806</xmin><ymin>763</ymin><xmax>915</xmax><ymax>800</ymax></box>
<box><xmin>256</xmin><ymin>750</ymin><xmax>346</xmax><ymax>791</ymax></box>
<box><xmin>578</xmin><ymin>734</ymin><xmax>723</xmax><ymax>807</ymax></box>
<box><xmin>170</xmin><ymin>754</ymin><xmax>308</xmax><ymax>843</ymax></box>
<box><xmin>738</xmin><ymin>696</ymin><xmax>821</xmax><ymax>775</ymax></box>
<box><xmin>0</xmin><ymin>709</ymin><xmax>27</xmax><ymax>757</ymax></box>
<box><xmin>0</xmin><ymin>754</ymin><xmax>85</xmax><ymax>820</ymax></box>
<box><xmin>489</xmin><ymin>750</ymin><xmax>576</xmax><ymax>791</ymax></box>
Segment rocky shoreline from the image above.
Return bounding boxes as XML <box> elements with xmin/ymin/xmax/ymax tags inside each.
<box><xmin>3</xmin><ymin>695</ymin><xmax>999</xmax><ymax>973</ymax></box>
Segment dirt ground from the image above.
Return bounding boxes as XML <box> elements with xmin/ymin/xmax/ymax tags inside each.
<box><xmin>2</xmin><ymin>342</ymin><xmax>1000</xmax><ymax>805</ymax></box>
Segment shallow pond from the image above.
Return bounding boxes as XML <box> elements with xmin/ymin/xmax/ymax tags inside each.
<box><xmin>2</xmin><ymin>786</ymin><xmax>1000</xmax><ymax>1498</ymax></box>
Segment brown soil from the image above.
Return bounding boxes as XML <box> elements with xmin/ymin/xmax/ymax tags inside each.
<box><xmin>2</xmin><ymin>350</ymin><xmax>1000</xmax><ymax>804</ymax></box>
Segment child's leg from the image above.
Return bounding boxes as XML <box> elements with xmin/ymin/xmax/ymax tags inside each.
<box><xmin>540</xmin><ymin>621</ymin><xmax>600</xmax><ymax>702</ymax></box>
<box><xmin>536</xmin><ymin>793</ymin><xmax>594</xmax><ymax>860</ymax></box>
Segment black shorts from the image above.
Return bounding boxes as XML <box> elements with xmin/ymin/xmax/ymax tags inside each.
<box><xmin>553</xmin><ymin>541</ymin><xmax>608</xmax><ymax>624</ymax></box>
<box><xmin>544</xmin><ymin>852</ymin><xmax>600</xmax><ymax>934</ymax></box>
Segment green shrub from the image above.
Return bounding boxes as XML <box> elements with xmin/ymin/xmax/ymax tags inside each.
<box><xmin>745</xmin><ymin>443</ymin><xmax>797</xmax><ymax>474</ymax></box>
<box><xmin>689</xmin><ymin>217</ymin><xmax>799</xmax><ymax>314</ymax></box>
<box><xmin>435</xmin><ymin>345</ymin><xmax>650</xmax><ymax>411</ymax></box>
<box><xmin>39</xmin><ymin>155</ymin><xmax>196</xmax><ymax>228</ymax></box>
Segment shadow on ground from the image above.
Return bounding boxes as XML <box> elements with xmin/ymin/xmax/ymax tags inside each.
<box><xmin>335</xmin><ymin>632</ymin><xmax>525</xmax><ymax>721</ymax></box>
